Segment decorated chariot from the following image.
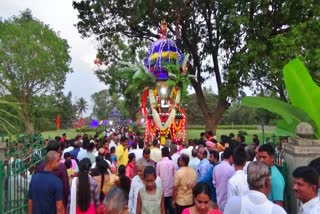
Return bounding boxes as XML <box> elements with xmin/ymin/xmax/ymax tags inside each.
<box><xmin>140</xmin><ymin>21</ymin><xmax>191</xmax><ymax>145</ymax></box>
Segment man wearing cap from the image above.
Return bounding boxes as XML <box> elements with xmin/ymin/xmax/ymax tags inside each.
<box><xmin>116</xmin><ymin>136</ymin><xmax>129</xmax><ymax>168</ymax></box>
<box><xmin>206</xmin><ymin>140</ymin><xmax>217</xmax><ymax>151</ymax></box>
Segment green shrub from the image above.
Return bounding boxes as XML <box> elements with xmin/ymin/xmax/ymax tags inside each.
<box><xmin>75</xmin><ymin>127</ymin><xmax>101</xmax><ymax>133</ymax></box>
<box><xmin>238</xmin><ymin>130</ymin><xmax>248</xmax><ymax>135</ymax></box>
<box><xmin>186</xmin><ymin>125</ymin><xmax>257</xmax><ymax>130</ymax></box>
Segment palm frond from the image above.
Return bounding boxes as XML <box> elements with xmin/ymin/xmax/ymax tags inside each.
<box><xmin>0</xmin><ymin>116</ymin><xmax>17</xmax><ymax>130</ymax></box>
<box><xmin>168</xmin><ymin>73</ymin><xmax>177</xmax><ymax>81</ymax></box>
<box><xmin>181</xmin><ymin>53</ymin><xmax>190</xmax><ymax>70</ymax></box>
<box><xmin>0</xmin><ymin>99</ymin><xmax>21</xmax><ymax>134</ymax></box>
<box><xmin>0</xmin><ymin>123</ymin><xmax>12</xmax><ymax>135</ymax></box>
<box><xmin>0</xmin><ymin>108</ymin><xmax>20</xmax><ymax>120</ymax></box>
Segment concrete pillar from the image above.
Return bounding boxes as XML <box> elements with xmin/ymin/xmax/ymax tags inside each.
<box><xmin>283</xmin><ymin>122</ymin><xmax>320</xmax><ymax>214</ymax></box>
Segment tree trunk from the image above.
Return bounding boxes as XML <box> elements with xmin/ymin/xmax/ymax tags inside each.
<box><xmin>128</xmin><ymin>108</ymin><xmax>137</xmax><ymax>122</ymax></box>
<box><xmin>22</xmin><ymin>110</ymin><xmax>34</xmax><ymax>134</ymax></box>
<box><xmin>191</xmin><ymin>80</ymin><xmax>230</xmax><ymax>135</ymax></box>
<box><xmin>205</xmin><ymin>98</ymin><xmax>230</xmax><ymax>134</ymax></box>
<box><xmin>20</xmin><ymin>100</ymin><xmax>34</xmax><ymax>134</ymax></box>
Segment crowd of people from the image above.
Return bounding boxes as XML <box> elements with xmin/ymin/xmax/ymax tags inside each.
<box><xmin>27</xmin><ymin>130</ymin><xmax>320</xmax><ymax>214</ymax></box>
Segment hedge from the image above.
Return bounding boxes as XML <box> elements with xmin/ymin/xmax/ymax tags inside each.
<box><xmin>186</xmin><ymin>125</ymin><xmax>258</xmax><ymax>130</ymax></box>
<box><xmin>75</xmin><ymin>125</ymin><xmax>258</xmax><ymax>133</ymax></box>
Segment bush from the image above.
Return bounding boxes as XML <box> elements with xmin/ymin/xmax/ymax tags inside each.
<box><xmin>75</xmin><ymin>127</ymin><xmax>101</xmax><ymax>133</ymax></box>
<box><xmin>238</xmin><ymin>130</ymin><xmax>248</xmax><ymax>135</ymax></box>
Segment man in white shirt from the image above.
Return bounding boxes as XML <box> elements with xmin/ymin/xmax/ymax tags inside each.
<box><xmin>293</xmin><ymin>166</ymin><xmax>320</xmax><ymax>214</ymax></box>
<box><xmin>224</xmin><ymin>161</ymin><xmax>286</xmax><ymax>214</ymax></box>
<box><xmin>308</xmin><ymin>157</ymin><xmax>320</xmax><ymax>197</ymax></box>
<box><xmin>61</xmin><ymin>141</ymin><xmax>74</xmax><ymax>159</ymax></box>
<box><xmin>179</xmin><ymin>140</ymin><xmax>193</xmax><ymax>160</ymax></box>
<box><xmin>128</xmin><ymin>158</ymin><xmax>162</xmax><ymax>214</ymax></box>
<box><xmin>76</xmin><ymin>140</ymin><xmax>89</xmax><ymax>161</ymax></box>
<box><xmin>170</xmin><ymin>144</ymin><xmax>180</xmax><ymax>170</ymax></box>
<box><xmin>188</xmin><ymin>148</ymin><xmax>200</xmax><ymax>171</ymax></box>
<box><xmin>109</xmin><ymin>135</ymin><xmax>118</xmax><ymax>150</ymax></box>
<box><xmin>227</xmin><ymin>145</ymin><xmax>249</xmax><ymax>199</ymax></box>
<box><xmin>129</xmin><ymin>141</ymin><xmax>143</xmax><ymax>160</ymax></box>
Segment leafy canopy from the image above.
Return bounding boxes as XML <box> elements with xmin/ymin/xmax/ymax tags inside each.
<box><xmin>0</xmin><ymin>10</ymin><xmax>72</xmax><ymax>97</ymax></box>
<box><xmin>73</xmin><ymin>0</ymin><xmax>320</xmax><ymax>132</ymax></box>
<box><xmin>0</xmin><ymin>10</ymin><xmax>72</xmax><ymax>133</ymax></box>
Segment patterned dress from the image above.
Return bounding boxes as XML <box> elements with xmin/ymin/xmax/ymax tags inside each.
<box><xmin>140</xmin><ymin>186</ymin><xmax>162</xmax><ymax>214</ymax></box>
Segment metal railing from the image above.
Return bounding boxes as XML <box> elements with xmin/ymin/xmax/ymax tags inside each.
<box><xmin>0</xmin><ymin>135</ymin><xmax>47</xmax><ymax>214</ymax></box>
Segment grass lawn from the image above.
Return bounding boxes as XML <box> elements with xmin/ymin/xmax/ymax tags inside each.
<box><xmin>186</xmin><ymin>129</ymin><xmax>275</xmax><ymax>144</ymax></box>
<box><xmin>41</xmin><ymin>129</ymin><xmax>96</xmax><ymax>140</ymax></box>
<box><xmin>42</xmin><ymin>127</ymin><xmax>276</xmax><ymax>144</ymax></box>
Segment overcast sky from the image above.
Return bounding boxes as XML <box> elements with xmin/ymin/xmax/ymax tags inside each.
<box><xmin>0</xmin><ymin>0</ymin><xmax>106</xmax><ymax>115</ymax></box>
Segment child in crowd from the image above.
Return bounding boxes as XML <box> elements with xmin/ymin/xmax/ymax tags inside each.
<box><xmin>136</xmin><ymin>166</ymin><xmax>165</xmax><ymax>214</ymax></box>
<box><xmin>126</xmin><ymin>153</ymin><xmax>136</xmax><ymax>180</ymax></box>
<box><xmin>61</xmin><ymin>152</ymin><xmax>78</xmax><ymax>172</ymax></box>
<box><xmin>110</xmin><ymin>146</ymin><xmax>117</xmax><ymax>167</ymax></box>
<box><xmin>65</xmin><ymin>159</ymin><xmax>77</xmax><ymax>186</ymax></box>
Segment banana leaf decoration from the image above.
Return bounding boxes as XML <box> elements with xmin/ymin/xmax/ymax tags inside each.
<box><xmin>164</xmin><ymin>54</ymin><xmax>196</xmax><ymax>99</ymax></box>
<box><xmin>117</xmin><ymin>61</ymin><xmax>157</xmax><ymax>94</ymax></box>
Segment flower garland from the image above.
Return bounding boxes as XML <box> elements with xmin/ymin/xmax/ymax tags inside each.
<box><xmin>149</xmin><ymin>120</ymin><xmax>157</xmax><ymax>133</ymax></box>
<box><xmin>173</xmin><ymin>119</ymin><xmax>183</xmax><ymax>131</ymax></box>
<box><xmin>148</xmin><ymin>88</ymin><xmax>180</xmax><ymax>131</ymax></box>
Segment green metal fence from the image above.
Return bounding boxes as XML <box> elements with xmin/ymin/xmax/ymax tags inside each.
<box><xmin>0</xmin><ymin>135</ymin><xmax>47</xmax><ymax>214</ymax></box>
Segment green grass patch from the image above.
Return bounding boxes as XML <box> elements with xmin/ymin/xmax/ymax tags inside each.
<box><xmin>41</xmin><ymin>127</ymin><xmax>276</xmax><ymax>144</ymax></box>
<box><xmin>41</xmin><ymin>129</ymin><xmax>96</xmax><ymax>140</ymax></box>
<box><xmin>186</xmin><ymin>129</ymin><xmax>275</xmax><ymax>144</ymax></box>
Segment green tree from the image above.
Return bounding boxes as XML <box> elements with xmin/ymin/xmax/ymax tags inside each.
<box><xmin>32</xmin><ymin>95</ymin><xmax>59</xmax><ymax>132</ymax></box>
<box><xmin>73</xmin><ymin>0</ymin><xmax>320</xmax><ymax>133</ymax></box>
<box><xmin>184</xmin><ymin>92</ymin><xmax>218</xmax><ymax>125</ymax></box>
<box><xmin>95</xmin><ymin>64</ymin><xmax>141</xmax><ymax>121</ymax></box>
<box><xmin>0</xmin><ymin>10</ymin><xmax>72</xmax><ymax>133</ymax></box>
<box><xmin>31</xmin><ymin>92</ymin><xmax>77</xmax><ymax>132</ymax></box>
<box><xmin>94</xmin><ymin>38</ymin><xmax>145</xmax><ymax>122</ymax></box>
<box><xmin>91</xmin><ymin>90</ymin><xmax>123</xmax><ymax>120</ymax></box>
<box><xmin>76</xmin><ymin>97</ymin><xmax>88</xmax><ymax>118</ymax></box>
<box><xmin>55</xmin><ymin>91</ymin><xmax>77</xmax><ymax>129</ymax></box>
<box><xmin>244</xmin><ymin>1</ymin><xmax>320</xmax><ymax>100</ymax></box>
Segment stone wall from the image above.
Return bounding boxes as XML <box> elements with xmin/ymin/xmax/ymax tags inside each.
<box><xmin>283</xmin><ymin>122</ymin><xmax>320</xmax><ymax>214</ymax></box>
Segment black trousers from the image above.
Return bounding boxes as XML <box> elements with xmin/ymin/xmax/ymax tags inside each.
<box><xmin>164</xmin><ymin>196</ymin><xmax>175</xmax><ymax>214</ymax></box>
<box><xmin>175</xmin><ymin>204</ymin><xmax>193</xmax><ymax>214</ymax></box>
